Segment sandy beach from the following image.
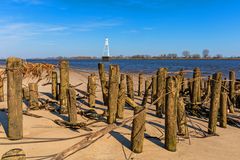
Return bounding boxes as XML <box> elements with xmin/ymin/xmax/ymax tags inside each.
<box><xmin>0</xmin><ymin>68</ymin><xmax>240</xmax><ymax>160</ymax></box>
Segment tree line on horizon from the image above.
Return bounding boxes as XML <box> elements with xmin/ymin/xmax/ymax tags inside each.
<box><xmin>111</xmin><ymin>49</ymin><xmax>238</xmax><ymax>59</ymax></box>
<box><xmin>113</xmin><ymin>49</ymin><xmax>232</xmax><ymax>59</ymax></box>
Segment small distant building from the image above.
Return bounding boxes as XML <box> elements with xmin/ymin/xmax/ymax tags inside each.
<box><xmin>102</xmin><ymin>38</ymin><xmax>110</xmax><ymax>61</ymax></box>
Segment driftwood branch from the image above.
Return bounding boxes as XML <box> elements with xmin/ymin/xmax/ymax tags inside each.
<box><xmin>51</xmin><ymin>108</ymin><xmax>146</xmax><ymax>160</ymax></box>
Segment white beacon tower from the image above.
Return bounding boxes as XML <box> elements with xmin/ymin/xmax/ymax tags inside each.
<box><xmin>102</xmin><ymin>38</ymin><xmax>110</xmax><ymax>61</ymax></box>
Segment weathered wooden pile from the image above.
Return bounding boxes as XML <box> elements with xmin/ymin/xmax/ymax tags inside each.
<box><xmin>0</xmin><ymin>57</ymin><xmax>240</xmax><ymax>160</ymax></box>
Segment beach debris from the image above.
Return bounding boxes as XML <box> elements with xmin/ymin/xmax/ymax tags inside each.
<box><xmin>51</xmin><ymin>107</ymin><xmax>146</xmax><ymax>160</ymax></box>
<box><xmin>22</xmin><ymin>62</ymin><xmax>55</xmax><ymax>82</ymax></box>
<box><xmin>1</xmin><ymin>148</ymin><xmax>26</xmax><ymax>160</ymax></box>
<box><xmin>80</xmin><ymin>109</ymin><xmax>102</xmax><ymax>120</ymax></box>
<box><xmin>53</xmin><ymin>119</ymin><xmax>91</xmax><ymax>131</ymax></box>
<box><xmin>23</xmin><ymin>111</ymin><xmax>43</xmax><ymax>118</ymax></box>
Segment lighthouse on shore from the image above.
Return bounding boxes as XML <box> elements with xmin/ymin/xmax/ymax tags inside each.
<box><xmin>102</xmin><ymin>38</ymin><xmax>111</xmax><ymax>61</ymax></box>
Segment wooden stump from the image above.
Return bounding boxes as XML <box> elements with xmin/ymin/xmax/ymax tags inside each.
<box><xmin>67</xmin><ymin>88</ymin><xmax>77</xmax><ymax>124</ymax></box>
<box><xmin>52</xmin><ymin>71</ymin><xmax>58</xmax><ymax>100</ymax></box>
<box><xmin>0</xmin><ymin>77</ymin><xmax>4</xmax><ymax>102</ymax></box>
<box><xmin>208</xmin><ymin>72</ymin><xmax>222</xmax><ymax>134</ymax></box>
<box><xmin>117</xmin><ymin>74</ymin><xmax>126</xmax><ymax>119</ymax></box>
<box><xmin>165</xmin><ymin>76</ymin><xmax>177</xmax><ymax>152</ymax></box>
<box><xmin>191</xmin><ymin>67</ymin><xmax>201</xmax><ymax>109</ymax></box>
<box><xmin>205</xmin><ymin>76</ymin><xmax>211</xmax><ymax>98</ymax></box>
<box><xmin>107</xmin><ymin>65</ymin><xmax>120</xmax><ymax>124</ymax></box>
<box><xmin>126</xmin><ymin>74</ymin><xmax>134</xmax><ymax>100</ymax></box>
<box><xmin>142</xmin><ymin>79</ymin><xmax>151</xmax><ymax>106</ymax></box>
<box><xmin>131</xmin><ymin>106</ymin><xmax>146</xmax><ymax>153</ymax></box>
<box><xmin>177</xmin><ymin>97</ymin><xmax>188</xmax><ymax>136</ymax></box>
<box><xmin>22</xmin><ymin>87</ymin><xmax>29</xmax><ymax>100</ymax></box>
<box><xmin>156</xmin><ymin>68</ymin><xmax>168</xmax><ymax>117</ymax></box>
<box><xmin>138</xmin><ymin>74</ymin><xmax>143</xmax><ymax>97</ymax></box>
<box><xmin>151</xmin><ymin>75</ymin><xmax>157</xmax><ymax>103</ymax></box>
<box><xmin>229</xmin><ymin>70</ymin><xmax>236</xmax><ymax>109</ymax></box>
<box><xmin>29</xmin><ymin>83</ymin><xmax>39</xmax><ymax>110</ymax></box>
<box><xmin>87</xmin><ymin>74</ymin><xmax>96</xmax><ymax>108</ymax></box>
<box><xmin>59</xmin><ymin>60</ymin><xmax>69</xmax><ymax>114</ymax></box>
<box><xmin>7</xmin><ymin>57</ymin><xmax>23</xmax><ymax>140</ymax></box>
<box><xmin>188</xmin><ymin>78</ymin><xmax>193</xmax><ymax>96</ymax></box>
<box><xmin>1</xmin><ymin>148</ymin><xmax>26</xmax><ymax>160</ymax></box>
<box><xmin>98</xmin><ymin>63</ymin><xmax>108</xmax><ymax>106</ymax></box>
<box><xmin>220</xmin><ymin>92</ymin><xmax>227</xmax><ymax>128</ymax></box>
<box><xmin>179</xmin><ymin>69</ymin><xmax>185</xmax><ymax>94</ymax></box>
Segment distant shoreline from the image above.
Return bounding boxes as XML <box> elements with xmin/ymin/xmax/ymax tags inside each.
<box><xmin>1</xmin><ymin>57</ymin><xmax>240</xmax><ymax>61</ymax></box>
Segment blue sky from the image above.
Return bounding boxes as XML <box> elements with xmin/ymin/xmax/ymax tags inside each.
<box><xmin>0</xmin><ymin>0</ymin><xmax>240</xmax><ymax>58</ymax></box>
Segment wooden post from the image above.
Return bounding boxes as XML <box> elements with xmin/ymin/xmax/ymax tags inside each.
<box><xmin>67</xmin><ymin>88</ymin><xmax>77</xmax><ymax>124</ymax></box>
<box><xmin>229</xmin><ymin>70</ymin><xmax>236</xmax><ymax>108</ymax></box>
<box><xmin>191</xmin><ymin>67</ymin><xmax>201</xmax><ymax>109</ymax></box>
<box><xmin>52</xmin><ymin>71</ymin><xmax>58</xmax><ymax>100</ymax></box>
<box><xmin>138</xmin><ymin>74</ymin><xmax>143</xmax><ymax>97</ymax></box>
<box><xmin>156</xmin><ymin>68</ymin><xmax>168</xmax><ymax>117</ymax></box>
<box><xmin>87</xmin><ymin>74</ymin><xmax>96</xmax><ymax>108</ymax></box>
<box><xmin>59</xmin><ymin>60</ymin><xmax>69</xmax><ymax>114</ymax></box>
<box><xmin>131</xmin><ymin>106</ymin><xmax>146</xmax><ymax>153</ymax></box>
<box><xmin>22</xmin><ymin>87</ymin><xmax>29</xmax><ymax>100</ymax></box>
<box><xmin>208</xmin><ymin>72</ymin><xmax>222</xmax><ymax>134</ymax></box>
<box><xmin>142</xmin><ymin>79</ymin><xmax>151</xmax><ymax>106</ymax></box>
<box><xmin>220</xmin><ymin>92</ymin><xmax>227</xmax><ymax>128</ymax></box>
<box><xmin>175</xmin><ymin>75</ymin><xmax>188</xmax><ymax>136</ymax></box>
<box><xmin>0</xmin><ymin>77</ymin><xmax>4</xmax><ymax>102</ymax></box>
<box><xmin>98</xmin><ymin>63</ymin><xmax>108</xmax><ymax>106</ymax></box>
<box><xmin>29</xmin><ymin>83</ymin><xmax>39</xmax><ymax>110</ymax></box>
<box><xmin>107</xmin><ymin>65</ymin><xmax>119</xmax><ymax>124</ymax></box>
<box><xmin>165</xmin><ymin>76</ymin><xmax>177</xmax><ymax>152</ymax></box>
<box><xmin>179</xmin><ymin>69</ymin><xmax>185</xmax><ymax>94</ymax></box>
<box><xmin>126</xmin><ymin>74</ymin><xmax>134</xmax><ymax>100</ymax></box>
<box><xmin>7</xmin><ymin>57</ymin><xmax>23</xmax><ymax>140</ymax></box>
<box><xmin>151</xmin><ymin>75</ymin><xmax>157</xmax><ymax>103</ymax></box>
<box><xmin>188</xmin><ymin>78</ymin><xmax>193</xmax><ymax>96</ymax></box>
<box><xmin>117</xmin><ymin>74</ymin><xmax>126</xmax><ymax>119</ymax></box>
<box><xmin>177</xmin><ymin>97</ymin><xmax>188</xmax><ymax>136</ymax></box>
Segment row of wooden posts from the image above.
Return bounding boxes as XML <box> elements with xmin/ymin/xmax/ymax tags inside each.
<box><xmin>0</xmin><ymin>57</ymin><xmax>238</xmax><ymax>154</ymax></box>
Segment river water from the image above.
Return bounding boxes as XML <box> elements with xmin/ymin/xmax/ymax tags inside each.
<box><xmin>0</xmin><ymin>59</ymin><xmax>239</xmax><ymax>78</ymax></box>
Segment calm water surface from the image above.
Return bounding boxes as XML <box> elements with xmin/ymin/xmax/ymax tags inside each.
<box><xmin>0</xmin><ymin>59</ymin><xmax>239</xmax><ymax>78</ymax></box>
